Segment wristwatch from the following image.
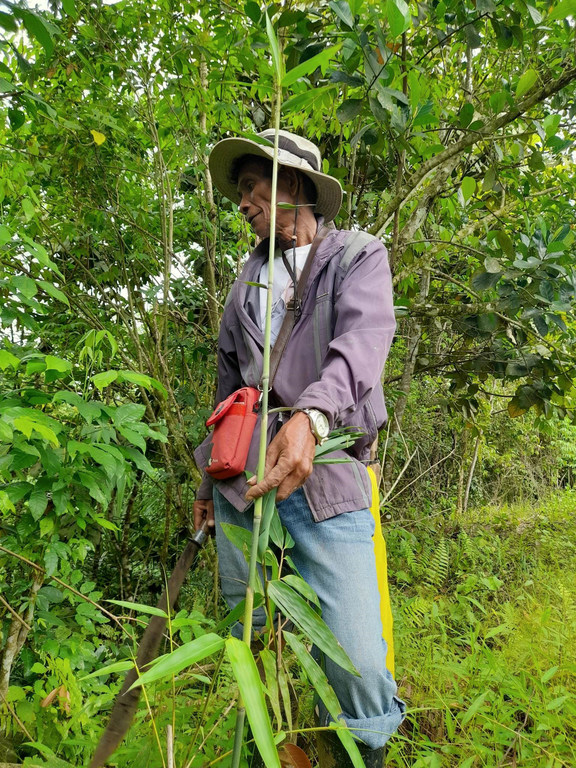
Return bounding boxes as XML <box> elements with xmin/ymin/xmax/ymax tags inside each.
<box><xmin>296</xmin><ymin>408</ymin><xmax>330</xmax><ymax>445</ymax></box>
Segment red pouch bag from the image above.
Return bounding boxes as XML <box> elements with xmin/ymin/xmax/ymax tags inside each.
<box><xmin>205</xmin><ymin>387</ymin><xmax>260</xmax><ymax>479</ymax></box>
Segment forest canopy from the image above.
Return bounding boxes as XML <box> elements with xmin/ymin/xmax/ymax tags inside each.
<box><xmin>1</xmin><ymin>0</ymin><xmax>575</xmax><ymax>766</ymax></box>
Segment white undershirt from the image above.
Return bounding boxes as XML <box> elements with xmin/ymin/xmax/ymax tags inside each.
<box><xmin>259</xmin><ymin>244</ymin><xmax>311</xmax><ymax>345</ymax></box>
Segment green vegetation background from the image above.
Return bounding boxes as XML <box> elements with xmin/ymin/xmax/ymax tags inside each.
<box><xmin>0</xmin><ymin>0</ymin><xmax>575</xmax><ymax>765</ymax></box>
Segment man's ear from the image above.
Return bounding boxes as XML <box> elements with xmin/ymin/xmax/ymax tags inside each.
<box><xmin>279</xmin><ymin>167</ymin><xmax>300</xmax><ymax>198</ymax></box>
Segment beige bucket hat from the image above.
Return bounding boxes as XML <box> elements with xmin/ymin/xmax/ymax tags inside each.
<box><xmin>208</xmin><ymin>129</ymin><xmax>343</xmax><ymax>223</ymax></box>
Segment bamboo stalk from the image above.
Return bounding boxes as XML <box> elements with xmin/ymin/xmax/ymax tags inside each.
<box><xmin>230</xmin><ymin>18</ymin><xmax>283</xmax><ymax>768</ymax></box>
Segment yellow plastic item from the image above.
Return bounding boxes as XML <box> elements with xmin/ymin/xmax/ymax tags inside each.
<box><xmin>367</xmin><ymin>466</ymin><xmax>395</xmax><ymax>677</ymax></box>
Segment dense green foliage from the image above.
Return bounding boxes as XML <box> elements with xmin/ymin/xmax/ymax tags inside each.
<box><xmin>1</xmin><ymin>0</ymin><xmax>575</xmax><ymax>765</ymax></box>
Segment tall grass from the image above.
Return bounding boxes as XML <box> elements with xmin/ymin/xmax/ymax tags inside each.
<box><xmin>385</xmin><ymin>491</ymin><xmax>576</xmax><ymax>767</ymax></box>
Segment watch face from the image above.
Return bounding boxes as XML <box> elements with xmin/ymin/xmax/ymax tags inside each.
<box><xmin>312</xmin><ymin>410</ymin><xmax>330</xmax><ymax>439</ymax></box>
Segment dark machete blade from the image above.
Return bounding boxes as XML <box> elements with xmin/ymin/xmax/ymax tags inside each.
<box><xmin>89</xmin><ymin>528</ymin><xmax>208</xmax><ymax>768</ymax></box>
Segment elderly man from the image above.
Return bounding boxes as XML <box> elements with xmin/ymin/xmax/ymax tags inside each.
<box><xmin>194</xmin><ymin>129</ymin><xmax>405</xmax><ymax>767</ymax></box>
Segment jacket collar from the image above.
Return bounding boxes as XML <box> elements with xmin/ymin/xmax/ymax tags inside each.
<box><xmin>232</xmin><ymin>217</ymin><xmax>345</xmax><ymax>339</ymax></box>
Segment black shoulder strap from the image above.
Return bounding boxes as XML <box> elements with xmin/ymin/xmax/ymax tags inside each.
<box><xmin>268</xmin><ymin>224</ymin><xmax>332</xmax><ymax>390</ymax></box>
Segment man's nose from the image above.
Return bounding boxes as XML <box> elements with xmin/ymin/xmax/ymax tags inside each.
<box><xmin>239</xmin><ymin>193</ymin><xmax>250</xmax><ymax>215</ymax></box>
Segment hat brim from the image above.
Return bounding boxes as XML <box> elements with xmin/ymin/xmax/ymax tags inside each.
<box><xmin>208</xmin><ymin>136</ymin><xmax>343</xmax><ymax>223</ymax></box>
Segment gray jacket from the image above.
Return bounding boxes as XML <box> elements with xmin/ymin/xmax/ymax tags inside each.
<box><xmin>194</xmin><ymin>224</ymin><xmax>396</xmax><ymax>521</ymax></box>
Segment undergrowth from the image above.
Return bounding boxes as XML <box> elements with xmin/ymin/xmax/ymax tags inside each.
<box><xmin>385</xmin><ymin>490</ymin><xmax>576</xmax><ymax>768</ymax></box>
<box><xmin>3</xmin><ymin>492</ymin><xmax>575</xmax><ymax>767</ymax></box>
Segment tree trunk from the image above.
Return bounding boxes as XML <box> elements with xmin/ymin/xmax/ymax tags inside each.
<box><xmin>0</xmin><ymin>573</ymin><xmax>43</xmax><ymax>701</ymax></box>
<box><xmin>463</xmin><ymin>433</ymin><xmax>481</xmax><ymax>515</ymax></box>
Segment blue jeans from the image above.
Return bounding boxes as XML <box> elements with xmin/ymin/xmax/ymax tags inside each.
<box><xmin>214</xmin><ymin>487</ymin><xmax>406</xmax><ymax>749</ymax></box>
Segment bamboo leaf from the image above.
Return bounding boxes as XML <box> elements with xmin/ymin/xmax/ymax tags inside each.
<box><xmin>80</xmin><ymin>660</ymin><xmax>134</xmax><ymax>680</ymax></box>
<box><xmin>226</xmin><ymin>637</ymin><xmax>281</xmax><ymax>768</ymax></box>
<box><xmin>215</xmin><ymin>595</ymin><xmax>264</xmax><ymax>633</ymax></box>
<box><xmin>267</xmin><ymin>580</ymin><xmax>359</xmax><ymax>675</ymax></box>
<box><xmin>129</xmin><ymin>633</ymin><xmax>225</xmax><ymax>689</ymax></box>
<box><xmin>258</xmin><ymin>488</ymin><xmax>278</xmax><ymax>558</ymax></box>
<box><xmin>282</xmin><ymin>44</ymin><xmax>342</xmax><ymax>87</ymax></box>
<box><xmin>265</xmin><ymin>13</ymin><xmax>283</xmax><ymax>82</ymax></box>
<box><xmin>281</xmin><ymin>574</ymin><xmax>320</xmax><ymax>607</ymax></box>
<box><xmin>283</xmin><ymin>632</ymin><xmax>364</xmax><ymax>768</ymax></box>
<box><xmin>260</xmin><ymin>649</ymin><xmax>283</xmax><ymax>726</ymax></box>
<box><xmin>107</xmin><ymin>599</ymin><xmax>168</xmax><ymax>618</ymax></box>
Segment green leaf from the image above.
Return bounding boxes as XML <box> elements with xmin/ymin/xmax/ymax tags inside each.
<box><xmin>244</xmin><ymin>2</ymin><xmax>261</xmax><ymax>23</ymax></box>
<box><xmin>462</xmin><ymin>691</ymin><xmax>489</xmax><ymax>725</ymax></box>
<box><xmin>495</xmin><ymin>230</ymin><xmax>515</xmax><ymax>258</ymax></box>
<box><xmin>282</xmin><ymin>44</ymin><xmax>342</xmax><ymax>87</ymax></box>
<box><xmin>113</xmin><ymin>403</ymin><xmax>147</xmax><ymax>425</ymax></box>
<box><xmin>265</xmin><ymin>12</ymin><xmax>282</xmax><ymax>82</ymax></box>
<box><xmin>93</xmin><ymin>516</ymin><xmax>119</xmax><ymax>531</ymax></box>
<box><xmin>0</xmin><ymin>11</ymin><xmax>18</xmax><ymax>32</ymax></box>
<box><xmin>546</xmin><ymin>695</ymin><xmax>572</xmax><ymax>711</ymax></box>
<box><xmin>44</xmin><ymin>355</ymin><xmax>72</xmax><ymax>373</ymax></box>
<box><xmin>260</xmin><ymin>649</ymin><xmax>283</xmax><ymax>726</ymax></box>
<box><xmin>226</xmin><ymin>637</ymin><xmax>281</xmax><ymax>768</ymax></box>
<box><xmin>0</xmin><ymin>420</ymin><xmax>13</xmax><ymax>441</ymax></box>
<box><xmin>458</xmin><ymin>103</ymin><xmax>474</xmax><ymax>128</ymax></box>
<box><xmin>283</xmin><ymin>632</ymin><xmax>364</xmax><ymax>767</ymax></box>
<box><xmin>516</xmin><ymin>69</ymin><xmax>538</xmax><ymax>98</ymax></box>
<box><xmin>541</xmin><ymin>665</ymin><xmax>559</xmax><ymax>684</ymax></box>
<box><xmin>548</xmin><ymin>0</ymin><xmax>576</xmax><ymax>21</ymax></box>
<box><xmin>258</xmin><ymin>488</ymin><xmax>278</xmax><ymax>558</ymax></box>
<box><xmin>20</xmin><ymin>235</ymin><xmax>63</xmax><ymax>277</ymax></box>
<box><xmin>117</xmin><ymin>425</ymin><xmax>146</xmax><ymax>451</ymax></box>
<box><xmin>0</xmin><ymin>77</ymin><xmax>17</xmax><ymax>93</ymax></box>
<box><xmin>471</xmin><ymin>271</ymin><xmax>501</xmax><ymax>291</ymax></box>
<box><xmin>281</xmin><ymin>574</ymin><xmax>320</xmax><ymax>607</ymax></box>
<box><xmin>329</xmin><ymin>1</ymin><xmax>354</xmax><ymax>28</ymax></box>
<box><xmin>12</xmin><ymin>276</ymin><xmax>37</xmax><ymax>299</ymax></box>
<box><xmin>386</xmin><ymin>0</ymin><xmax>411</xmax><ymax>37</ymax></box>
<box><xmin>119</xmin><ymin>370</ymin><xmax>167</xmax><ymax>397</ymax></box>
<box><xmin>0</xmin><ymin>350</ymin><xmax>21</xmax><ymax>370</ymax></box>
<box><xmin>13</xmin><ymin>416</ymin><xmax>59</xmax><ymax>446</ymax></box>
<box><xmin>22</xmin><ymin>198</ymin><xmax>36</xmax><ymax>221</ymax></box>
<box><xmin>220</xmin><ymin>523</ymin><xmax>252</xmax><ymax>558</ymax></box>
<box><xmin>22</xmin><ymin>11</ymin><xmax>55</xmax><ymax>57</ymax></box>
<box><xmin>61</xmin><ymin>0</ymin><xmax>77</xmax><ymax>18</ymax></box>
<box><xmin>118</xmin><ymin>446</ymin><xmax>155</xmax><ymax>476</ymax></box>
<box><xmin>81</xmin><ymin>660</ymin><xmax>134</xmax><ymax>680</ymax></box>
<box><xmin>107</xmin><ymin>599</ymin><xmax>168</xmax><ymax>618</ymax></box>
<box><xmin>92</xmin><ymin>370</ymin><xmax>118</xmax><ymax>390</ymax></box>
<box><xmin>0</xmin><ymin>224</ymin><xmax>11</xmax><ymax>244</ymax></box>
<box><xmin>336</xmin><ymin>99</ymin><xmax>363</xmax><ymax>124</ymax></box>
<box><xmin>37</xmin><ymin>280</ymin><xmax>70</xmax><ymax>306</ymax></box>
<box><xmin>267</xmin><ymin>580</ymin><xmax>359</xmax><ymax>675</ymax></box>
<box><xmin>130</xmin><ymin>633</ymin><xmax>225</xmax><ymax>689</ymax></box>
<box><xmin>44</xmin><ymin>547</ymin><xmax>58</xmax><ymax>576</ymax></box>
<box><xmin>461</xmin><ymin>177</ymin><xmax>476</xmax><ymax>202</ymax></box>
<box><xmin>28</xmin><ymin>489</ymin><xmax>48</xmax><ymax>520</ymax></box>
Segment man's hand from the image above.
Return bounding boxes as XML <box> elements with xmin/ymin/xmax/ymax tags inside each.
<box><xmin>193</xmin><ymin>499</ymin><xmax>215</xmax><ymax>533</ymax></box>
<box><xmin>246</xmin><ymin>411</ymin><xmax>316</xmax><ymax>502</ymax></box>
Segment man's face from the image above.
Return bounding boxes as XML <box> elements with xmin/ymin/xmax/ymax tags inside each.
<box><xmin>236</xmin><ymin>159</ymin><xmax>295</xmax><ymax>240</ymax></box>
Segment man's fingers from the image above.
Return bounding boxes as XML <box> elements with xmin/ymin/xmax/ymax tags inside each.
<box><xmin>245</xmin><ymin>465</ymin><xmax>288</xmax><ymax>500</ymax></box>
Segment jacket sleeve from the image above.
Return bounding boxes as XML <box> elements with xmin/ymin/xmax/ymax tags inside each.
<box><xmin>293</xmin><ymin>237</ymin><xmax>396</xmax><ymax>428</ymax></box>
